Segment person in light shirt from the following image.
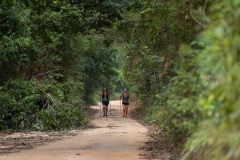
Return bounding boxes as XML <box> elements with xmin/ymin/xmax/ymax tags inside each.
<box><xmin>120</xmin><ymin>88</ymin><xmax>130</xmax><ymax>118</ymax></box>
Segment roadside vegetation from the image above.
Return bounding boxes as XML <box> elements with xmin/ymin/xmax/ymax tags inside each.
<box><xmin>1</xmin><ymin>0</ymin><xmax>239</xmax><ymax>159</ymax></box>
<box><xmin>0</xmin><ymin>0</ymin><xmax>128</xmax><ymax>131</ymax></box>
<box><xmin>117</xmin><ymin>0</ymin><xmax>240</xmax><ymax>159</ymax></box>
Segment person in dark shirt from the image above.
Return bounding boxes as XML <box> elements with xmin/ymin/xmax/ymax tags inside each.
<box><xmin>100</xmin><ymin>88</ymin><xmax>111</xmax><ymax>117</ymax></box>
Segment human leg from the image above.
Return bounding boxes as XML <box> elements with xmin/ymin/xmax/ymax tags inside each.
<box><xmin>105</xmin><ymin>101</ymin><xmax>109</xmax><ymax>117</ymax></box>
<box><xmin>105</xmin><ymin>106</ymin><xmax>108</xmax><ymax>117</ymax></box>
<box><xmin>102</xmin><ymin>106</ymin><xmax>106</xmax><ymax>116</ymax></box>
<box><xmin>102</xmin><ymin>101</ymin><xmax>109</xmax><ymax>117</ymax></box>
<box><xmin>125</xmin><ymin>105</ymin><xmax>129</xmax><ymax>117</ymax></box>
<box><xmin>122</xmin><ymin>105</ymin><xmax>126</xmax><ymax>117</ymax></box>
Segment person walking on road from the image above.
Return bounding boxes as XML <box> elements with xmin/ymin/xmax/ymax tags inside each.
<box><xmin>120</xmin><ymin>88</ymin><xmax>130</xmax><ymax>118</ymax></box>
<box><xmin>100</xmin><ymin>88</ymin><xmax>111</xmax><ymax>117</ymax></box>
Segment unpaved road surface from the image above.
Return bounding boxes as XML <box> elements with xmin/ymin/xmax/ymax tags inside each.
<box><xmin>0</xmin><ymin>100</ymin><xmax>155</xmax><ymax>160</ymax></box>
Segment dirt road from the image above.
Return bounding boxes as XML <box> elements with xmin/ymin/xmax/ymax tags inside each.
<box><xmin>0</xmin><ymin>100</ymin><xmax>154</xmax><ymax>160</ymax></box>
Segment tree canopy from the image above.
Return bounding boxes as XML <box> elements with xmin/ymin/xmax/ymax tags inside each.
<box><xmin>1</xmin><ymin>0</ymin><xmax>240</xmax><ymax>159</ymax></box>
<box><xmin>115</xmin><ymin>0</ymin><xmax>240</xmax><ymax>159</ymax></box>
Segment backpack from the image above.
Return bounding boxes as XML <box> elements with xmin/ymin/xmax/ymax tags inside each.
<box><xmin>102</xmin><ymin>91</ymin><xmax>110</xmax><ymax>99</ymax></box>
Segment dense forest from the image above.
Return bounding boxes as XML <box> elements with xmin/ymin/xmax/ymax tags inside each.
<box><xmin>1</xmin><ymin>0</ymin><xmax>239</xmax><ymax>159</ymax></box>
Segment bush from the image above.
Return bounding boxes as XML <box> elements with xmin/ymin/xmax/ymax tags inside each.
<box><xmin>0</xmin><ymin>79</ymin><xmax>40</xmax><ymax>129</ymax></box>
<box><xmin>37</xmin><ymin>105</ymin><xmax>85</xmax><ymax>131</ymax></box>
<box><xmin>181</xmin><ymin>1</ymin><xmax>240</xmax><ymax>159</ymax></box>
<box><xmin>0</xmin><ymin>78</ymin><xmax>86</xmax><ymax>131</ymax></box>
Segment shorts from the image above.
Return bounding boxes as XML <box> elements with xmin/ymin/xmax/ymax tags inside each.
<box><xmin>122</xmin><ymin>103</ymin><xmax>129</xmax><ymax>105</ymax></box>
<box><xmin>102</xmin><ymin>101</ymin><xmax>109</xmax><ymax>106</ymax></box>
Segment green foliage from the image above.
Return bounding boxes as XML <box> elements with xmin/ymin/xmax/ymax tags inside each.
<box><xmin>0</xmin><ymin>0</ymin><xmax>126</xmax><ymax>131</ymax></box>
<box><xmin>0</xmin><ymin>78</ymin><xmax>86</xmax><ymax>131</ymax></box>
<box><xmin>181</xmin><ymin>1</ymin><xmax>240</xmax><ymax>159</ymax></box>
<box><xmin>37</xmin><ymin>105</ymin><xmax>85</xmax><ymax>131</ymax></box>
<box><xmin>80</xmin><ymin>0</ymin><xmax>131</xmax><ymax>30</ymax></box>
<box><xmin>0</xmin><ymin>0</ymin><xmax>34</xmax><ymax>83</ymax></box>
<box><xmin>116</xmin><ymin>0</ymin><xmax>197</xmax><ymax>110</ymax></box>
<box><xmin>117</xmin><ymin>0</ymin><xmax>240</xmax><ymax>159</ymax></box>
<box><xmin>0</xmin><ymin>79</ymin><xmax>40</xmax><ymax>130</ymax></box>
<box><xmin>161</xmin><ymin>45</ymin><xmax>203</xmax><ymax>142</ymax></box>
<box><xmin>73</xmin><ymin>33</ymin><xmax>118</xmax><ymax>104</ymax></box>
